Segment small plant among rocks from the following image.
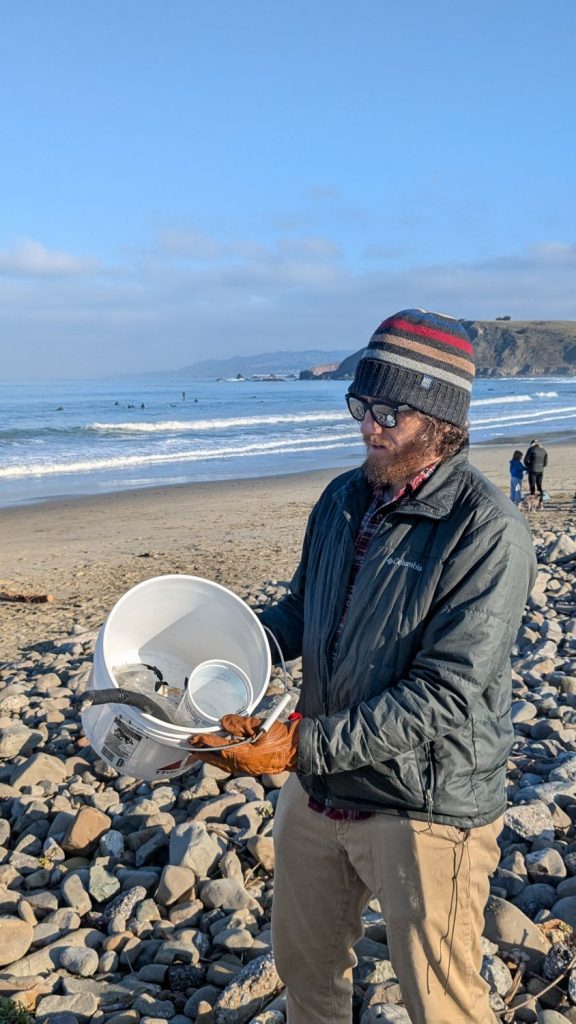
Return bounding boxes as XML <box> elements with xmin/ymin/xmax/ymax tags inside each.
<box><xmin>0</xmin><ymin>998</ymin><xmax>34</xmax><ymax>1024</ymax></box>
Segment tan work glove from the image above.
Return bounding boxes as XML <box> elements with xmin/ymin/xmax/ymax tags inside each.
<box><xmin>187</xmin><ymin>713</ymin><xmax>300</xmax><ymax>775</ymax></box>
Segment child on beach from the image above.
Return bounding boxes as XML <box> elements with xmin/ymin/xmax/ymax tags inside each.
<box><xmin>509</xmin><ymin>449</ymin><xmax>527</xmax><ymax>506</ymax></box>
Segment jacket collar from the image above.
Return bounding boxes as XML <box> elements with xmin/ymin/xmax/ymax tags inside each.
<box><xmin>333</xmin><ymin>449</ymin><xmax>470</xmax><ymax>521</ymax></box>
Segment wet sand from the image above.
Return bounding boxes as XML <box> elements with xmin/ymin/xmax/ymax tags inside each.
<box><xmin>1</xmin><ymin>439</ymin><xmax>574</xmax><ymax>663</ymax></box>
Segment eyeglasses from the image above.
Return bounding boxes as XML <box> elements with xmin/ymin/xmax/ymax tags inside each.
<box><xmin>345</xmin><ymin>394</ymin><xmax>412</xmax><ymax>428</ymax></box>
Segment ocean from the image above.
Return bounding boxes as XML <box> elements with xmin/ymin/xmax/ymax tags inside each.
<box><xmin>1</xmin><ymin>375</ymin><xmax>575</xmax><ymax>508</ymax></box>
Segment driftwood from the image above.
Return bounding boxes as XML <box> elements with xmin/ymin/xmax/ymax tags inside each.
<box><xmin>0</xmin><ymin>590</ymin><xmax>54</xmax><ymax>604</ymax></box>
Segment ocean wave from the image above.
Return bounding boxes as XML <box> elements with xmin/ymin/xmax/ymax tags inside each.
<box><xmin>471</xmin><ymin>407</ymin><xmax>576</xmax><ymax>428</ymax></box>
<box><xmin>470</xmin><ymin>395</ymin><xmax>532</xmax><ymax>407</ymax></box>
<box><xmin>534</xmin><ymin>391</ymin><xmax>559</xmax><ymax>398</ymax></box>
<box><xmin>89</xmin><ymin>411</ymin><xmax>348</xmax><ymax>433</ymax></box>
<box><xmin>0</xmin><ymin>432</ymin><xmax>360</xmax><ymax>479</ymax></box>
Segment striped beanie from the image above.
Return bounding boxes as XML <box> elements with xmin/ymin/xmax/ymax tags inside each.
<box><xmin>351</xmin><ymin>309</ymin><xmax>475</xmax><ymax>427</ymax></box>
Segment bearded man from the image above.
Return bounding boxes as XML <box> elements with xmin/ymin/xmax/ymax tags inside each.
<box><xmin>189</xmin><ymin>309</ymin><xmax>536</xmax><ymax>1024</ymax></box>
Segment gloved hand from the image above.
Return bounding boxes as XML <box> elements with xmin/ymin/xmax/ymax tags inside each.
<box><xmin>187</xmin><ymin>713</ymin><xmax>300</xmax><ymax>776</ymax></box>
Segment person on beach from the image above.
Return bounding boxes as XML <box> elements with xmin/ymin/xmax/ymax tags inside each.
<box><xmin>509</xmin><ymin>448</ymin><xmax>528</xmax><ymax>506</ymax></box>
<box><xmin>189</xmin><ymin>309</ymin><xmax>537</xmax><ymax>1024</ymax></box>
<box><xmin>524</xmin><ymin>438</ymin><xmax>548</xmax><ymax>501</ymax></box>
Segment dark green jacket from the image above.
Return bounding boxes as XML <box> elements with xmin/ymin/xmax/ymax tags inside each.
<box><xmin>260</xmin><ymin>451</ymin><xmax>537</xmax><ymax>828</ymax></box>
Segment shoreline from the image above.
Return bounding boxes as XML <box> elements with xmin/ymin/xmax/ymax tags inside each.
<box><xmin>1</xmin><ymin>430</ymin><xmax>574</xmax><ymax>516</ymax></box>
<box><xmin>1</xmin><ymin>438</ymin><xmax>574</xmax><ymax>664</ymax></box>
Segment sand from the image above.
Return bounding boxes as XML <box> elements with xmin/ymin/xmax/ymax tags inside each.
<box><xmin>1</xmin><ymin>439</ymin><xmax>574</xmax><ymax>664</ymax></box>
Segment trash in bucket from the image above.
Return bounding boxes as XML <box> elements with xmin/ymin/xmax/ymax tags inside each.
<box><xmin>81</xmin><ymin>574</ymin><xmax>272</xmax><ymax>781</ymax></box>
<box><xmin>177</xmin><ymin>659</ymin><xmax>253</xmax><ymax>727</ymax></box>
<box><xmin>115</xmin><ymin>662</ymin><xmax>183</xmax><ymax>720</ymax></box>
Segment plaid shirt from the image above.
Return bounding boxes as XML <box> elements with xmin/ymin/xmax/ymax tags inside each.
<box><xmin>309</xmin><ymin>461</ymin><xmax>439</xmax><ymax>821</ymax></box>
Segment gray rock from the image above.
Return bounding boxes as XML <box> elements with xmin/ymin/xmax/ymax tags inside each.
<box><xmin>543</xmin><ymin>941</ymin><xmax>576</xmax><ymax>981</ymax></box>
<box><xmin>62</xmin><ymin>873</ymin><xmax>92</xmax><ymax>916</ymax></box>
<box><xmin>32</xmin><ymin>909</ymin><xmax>81</xmax><ymax>947</ymax></box>
<box><xmin>60</xmin><ymin>946</ymin><xmax>100</xmax><ymax>977</ymax></box>
<box><xmin>247</xmin><ymin>835</ymin><xmax>275</xmax><ymax>871</ymax></box>
<box><xmin>194</xmin><ymin>793</ymin><xmax>247</xmax><ymax>824</ymax></box>
<box><xmin>213</xmin><ymin>927</ymin><xmax>255</xmax><ymax>954</ymax></box>
<box><xmin>36</xmin><ymin>1014</ymin><xmax>78</xmax><ymax>1024</ymax></box>
<box><xmin>135</xmin><ymin>829</ymin><xmax>169</xmax><ymax>867</ymax></box>
<box><xmin>213</xmin><ymin>952</ymin><xmax>282</xmax><ymax>1023</ymax></box>
<box><xmin>538</xmin><ymin>1012</ymin><xmax>575</xmax><ymax>1023</ymax></box>
<box><xmin>362</xmin><ymin>1008</ymin><xmax>411</xmax><ymax>1023</ymax></box>
<box><xmin>10</xmin><ymin>751</ymin><xmax>68</xmax><ymax>789</ymax></box>
<box><xmin>99</xmin><ymin>949</ymin><xmax>119</xmax><ymax>973</ymax></box>
<box><xmin>169</xmin><ymin>821</ymin><xmax>221</xmax><ymax>876</ymax></box>
<box><xmin>155</xmin><ymin>865</ymin><xmax>196</xmax><ymax>907</ymax></box>
<box><xmin>511</xmin><ymin>700</ymin><xmax>538</xmax><ymax>723</ymax></box>
<box><xmin>219</xmin><ymin>850</ymin><xmax>244</xmax><ymax>884</ymax></box>
<box><xmin>89</xmin><ymin>861</ymin><xmax>121</xmax><ymax>902</ymax></box>
<box><xmin>224</xmin><ymin>776</ymin><xmax>265</xmax><ymax>802</ymax></box>
<box><xmin>101</xmin><ymin>885</ymin><xmax>147</xmax><ymax>922</ymax></box>
<box><xmin>514</xmin><ymin>883</ymin><xmax>558</xmax><ymax>917</ymax></box>
<box><xmin>200</xmin><ymin>879</ymin><xmax>257</xmax><ymax>911</ymax></box>
<box><xmin>100</xmin><ymin>829</ymin><xmax>125</xmax><ymax>858</ymax></box>
<box><xmin>36</xmin><ymin>992</ymin><xmax>99</xmax><ymax>1022</ymax></box>
<box><xmin>0</xmin><ymin>915</ymin><xmax>34</xmax><ymax>965</ymax></box>
<box><xmin>481</xmin><ymin>954</ymin><xmax>514</xmax><ymax>996</ymax></box>
<box><xmin>526</xmin><ymin>848</ymin><xmax>567</xmax><ymax>884</ymax></box>
<box><xmin>484</xmin><ymin>895</ymin><xmax>550</xmax><ymax>971</ymax></box>
<box><xmin>551</xmin><ymin>895</ymin><xmax>576</xmax><ymax>931</ymax></box>
<box><xmin>7</xmin><ymin>926</ymin><xmax>106</xmax><ymax>977</ymax></box>
<box><xmin>0</xmin><ymin>722</ymin><xmax>36</xmax><ymax>758</ymax></box>
<box><xmin>504</xmin><ymin>801</ymin><xmax>555</xmax><ymax>842</ymax></box>
<box><xmin>133</xmin><ymin>993</ymin><xmax>176</xmax><ymax>1018</ymax></box>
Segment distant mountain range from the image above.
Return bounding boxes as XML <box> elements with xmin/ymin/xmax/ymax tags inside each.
<box><xmin>113</xmin><ymin>322</ymin><xmax>576</xmax><ymax>381</ymax></box>
<box><xmin>313</xmin><ymin>320</ymin><xmax>576</xmax><ymax>379</ymax></box>
<box><xmin>179</xmin><ymin>349</ymin><xmax>350</xmax><ymax>379</ymax></box>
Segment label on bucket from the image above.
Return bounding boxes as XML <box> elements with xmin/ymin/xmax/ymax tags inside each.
<box><xmin>101</xmin><ymin>716</ymin><xmax>144</xmax><ymax>771</ymax></box>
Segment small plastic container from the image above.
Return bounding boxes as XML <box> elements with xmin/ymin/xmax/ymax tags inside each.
<box><xmin>177</xmin><ymin>659</ymin><xmax>254</xmax><ymax>727</ymax></box>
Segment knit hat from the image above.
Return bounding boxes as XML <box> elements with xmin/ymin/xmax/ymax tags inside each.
<box><xmin>350</xmin><ymin>309</ymin><xmax>475</xmax><ymax>427</ymax></box>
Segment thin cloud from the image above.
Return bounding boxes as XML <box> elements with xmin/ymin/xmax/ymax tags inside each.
<box><xmin>1</xmin><ymin>235</ymin><xmax>575</xmax><ymax>378</ymax></box>
<box><xmin>155</xmin><ymin>228</ymin><xmax>223</xmax><ymax>261</ymax></box>
<box><xmin>0</xmin><ymin>239</ymin><xmax>97</xmax><ymax>277</ymax></box>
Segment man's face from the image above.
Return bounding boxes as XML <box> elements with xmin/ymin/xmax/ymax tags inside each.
<box><xmin>359</xmin><ymin>398</ymin><xmax>438</xmax><ymax>487</ymax></box>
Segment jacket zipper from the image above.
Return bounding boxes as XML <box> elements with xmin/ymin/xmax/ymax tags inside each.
<box><xmin>424</xmin><ymin>742</ymin><xmax>435</xmax><ymax>823</ymax></box>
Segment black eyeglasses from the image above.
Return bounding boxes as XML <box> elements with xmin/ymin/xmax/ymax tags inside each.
<box><xmin>346</xmin><ymin>394</ymin><xmax>411</xmax><ymax>428</ymax></box>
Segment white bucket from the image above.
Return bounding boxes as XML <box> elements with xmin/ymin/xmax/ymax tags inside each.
<box><xmin>81</xmin><ymin>574</ymin><xmax>271</xmax><ymax>781</ymax></box>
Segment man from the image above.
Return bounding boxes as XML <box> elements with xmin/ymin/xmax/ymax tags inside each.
<box><xmin>189</xmin><ymin>309</ymin><xmax>536</xmax><ymax>1024</ymax></box>
<box><xmin>524</xmin><ymin>438</ymin><xmax>548</xmax><ymax>502</ymax></box>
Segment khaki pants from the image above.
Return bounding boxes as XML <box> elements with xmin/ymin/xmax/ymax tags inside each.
<box><xmin>271</xmin><ymin>775</ymin><xmax>501</xmax><ymax>1024</ymax></box>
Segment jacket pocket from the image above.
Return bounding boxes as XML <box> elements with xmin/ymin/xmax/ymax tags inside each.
<box><xmin>368</xmin><ymin>749</ymin><xmax>426</xmax><ymax>810</ymax></box>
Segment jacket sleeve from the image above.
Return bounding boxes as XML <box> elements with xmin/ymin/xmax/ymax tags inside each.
<box><xmin>524</xmin><ymin>449</ymin><xmax>533</xmax><ymax>469</ymax></box>
<box><xmin>258</xmin><ymin>500</ymin><xmax>321</xmax><ymax>663</ymax></box>
<box><xmin>543</xmin><ymin>451</ymin><xmax>548</xmax><ymax>468</ymax></box>
<box><xmin>297</xmin><ymin>517</ymin><xmax>536</xmax><ymax>775</ymax></box>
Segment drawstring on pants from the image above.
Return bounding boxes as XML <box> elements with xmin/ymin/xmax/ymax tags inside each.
<box><xmin>426</xmin><ymin>828</ymin><xmax>470</xmax><ymax>996</ymax></box>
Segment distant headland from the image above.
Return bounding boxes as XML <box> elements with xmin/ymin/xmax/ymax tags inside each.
<box><xmin>305</xmin><ymin>320</ymin><xmax>576</xmax><ymax>380</ymax></box>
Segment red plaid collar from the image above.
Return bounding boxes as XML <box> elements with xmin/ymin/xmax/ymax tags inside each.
<box><xmin>372</xmin><ymin>461</ymin><xmax>440</xmax><ymax>508</ymax></box>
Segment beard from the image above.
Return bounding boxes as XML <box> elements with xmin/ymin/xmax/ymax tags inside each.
<box><xmin>362</xmin><ymin>428</ymin><xmax>437</xmax><ymax>488</ymax></box>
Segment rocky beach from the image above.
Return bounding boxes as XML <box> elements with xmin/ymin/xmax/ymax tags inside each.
<box><xmin>1</xmin><ymin>442</ymin><xmax>576</xmax><ymax>1023</ymax></box>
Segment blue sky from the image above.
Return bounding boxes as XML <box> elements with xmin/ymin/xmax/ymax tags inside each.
<box><xmin>1</xmin><ymin>0</ymin><xmax>575</xmax><ymax>378</ymax></box>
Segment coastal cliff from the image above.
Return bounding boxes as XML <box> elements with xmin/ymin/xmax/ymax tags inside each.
<box><xmin>309</xmin><ymin>320</ymin><xmax>576</xmax><ymax>379</ymax></box>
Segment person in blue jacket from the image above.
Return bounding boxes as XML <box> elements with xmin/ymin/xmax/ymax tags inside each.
<box><xmin>509</xmin><ymin>449</ymin><xmax>527</xmax><ymax>506</ymax></box>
